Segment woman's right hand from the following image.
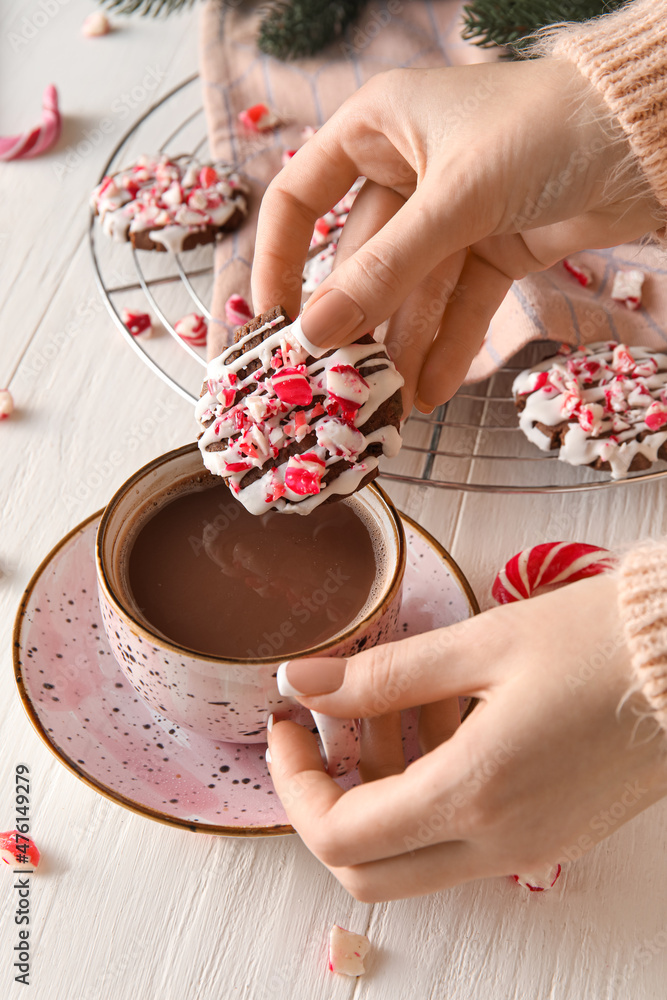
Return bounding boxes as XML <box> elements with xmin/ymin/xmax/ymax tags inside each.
<box><xmin>252</xmin><ymin>58</ymin><xmax>662</xmax><ymax>412</ymax></box>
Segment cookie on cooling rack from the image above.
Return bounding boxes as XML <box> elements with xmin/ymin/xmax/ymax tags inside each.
<box><xmin>512</xmin><ymin>342</ymin><xmax>667</xmax><ymax>479</ymax></box>
<box><xmin>194</xmin><ymin>306</ymin><xmax>404</xmax><ymax>513</ymax></box>
<box><xmin>90</xmin><ymin>154</ymin><xmax>248</xmax><ymax>253</ymax></box>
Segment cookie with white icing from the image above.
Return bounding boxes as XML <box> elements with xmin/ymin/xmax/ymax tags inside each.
<box><xmin>195</xmin><ymin>306</ymin><xmax>404</xmax><ymax>513</ymax></box>
<box><xmin>90</xmin><ymin>154</ymin><xmax>248</xmax><ymax>253</ymax></box>
<box><xmin>513</xmin><ymin>342</ymin><xmax>667</xmax><ymax>479</ymax></box>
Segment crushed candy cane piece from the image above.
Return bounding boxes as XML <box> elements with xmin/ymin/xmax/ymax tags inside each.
<box><xmin>0</xmin><ymin>85</ymin><xmax>61</xmax><ymax>162</ymax></box>
<box><xmin>611</xmin><ymin>269</ymin><xmax>645</xmax><ymax>310</ymax></box>
<box><xmin>0</xmin><ymin>831</ymin><xmax>40</xmax><ymax>869</ymax></box>
<box><xmin>82</xmin><ymin>11</ymin><xmax>111</xmax><ymax>36</ymax></box>
<box><xmin>645</xmin><ymin>400</ymin><xmax>667</xmax><ymax>431</ymax></box>
<box><xmin>121</xmin><ymin>308</ymin><xmax>153</xmax><ymax>338</ymax></box>
<box><xmin>513</xmin><ymin>864</ymin><xmax>561</xmax><ymax>892</ymax></box>
<box><xmin>328</xmin><ymin>925</ymin><xmax>370</xmax><ymax>976</ymax></box>
<box><xmin>281</xmin><ymin>149</ymin><xmax>297</xmax><ymax>166</ymax></box>
<box><xmin>577</xmin><ymin>401</ymin><xmax>604</xmax><ymax>436</ymax></box>
<box><xmin>175</xmin><ymin>313</ymin><xmax>207</xmax><ymax>347</ymax></box>
<box><xmin>271</xmin><ymin>367</ymin><xmax>313</xmax><ymax>406</ymax></box>
<box><xmin>0</xmin><ymin>389</ymin><xmax>14</xmax><ymax>420</ymax></box>
<box><xmin>562</xmin><ymin>258</ymin><xmax>592</xmax><ymax>287</ymax></box>
<box><xmin>238</xmin><ymin>103</ymin><xmax>280</xmax><ymax>132</ymax></box>
<box><xmin>225</xmin><ymin>294</ymin><xmax>254</xmax><ymax>328</ymax></box>
<box><xmin>493</xmin><ymin>542</ymin><xmax>615</xmax><ymax>604</ymax></box>
<box><xmin>316</xmin><ymin>417</ymin><xmax>365</xmax><ymax>459</ymax></box>
<box><xmin>284</xmin><ymin>452</ymin><xmax>325</xmax><ymax>495</ymax></box>
<box><xmin>326</xmin><ymin>364</ymin><xmax>370</xmax><ymax>422</ymax></box>
<box><xmin>198</xmin><ymin>165</ymin><xmax>218</xmax><ymax>188</ymax></box>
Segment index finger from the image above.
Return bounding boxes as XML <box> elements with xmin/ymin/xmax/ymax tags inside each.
<box><xmin>251</xmin><ymin>129</ymin><xmax>359</xmax><ymax>318</ymax></box>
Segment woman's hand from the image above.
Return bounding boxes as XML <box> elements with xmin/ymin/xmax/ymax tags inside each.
<box><xmin>252</xmin><ymin>59</ymin><xmax>662</xmax><ymax>412</ymax></box>
<box><xmin>265</xmin><ymin>575</ymin><xmax>667</xmax><ymax>901</ymax></box>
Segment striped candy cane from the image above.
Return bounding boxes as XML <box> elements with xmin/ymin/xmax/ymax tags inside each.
<box><xmin>0</xmin><ymin>85</ymin><xmax>61</xmax><ymax>161</ymax></box>
<box><xmin>492</xmin><ymin>542</ymin><xmax>616</xmax><ymax>604</ymax></box>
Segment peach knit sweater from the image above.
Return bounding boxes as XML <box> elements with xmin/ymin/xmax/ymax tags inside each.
<box><xmin>551</xmin><ymin>0</ymin><xmax>667</xmax><ymax>217</ymax></box>
<box><xmin>552</xmin><ymin>0</ymin><xmax>667</xmax><ymax>730</ymax></box>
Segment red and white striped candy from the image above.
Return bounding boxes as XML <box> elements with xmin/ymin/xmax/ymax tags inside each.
<box><xmin>175</xmin><ymin>313</ymin><xmax>207</xmax><ymax>347</ymax></box>
<box><xmin>563</xmin><ymin>258</ymin><xmax>592</xmax><ymax>287</ymax></box>
<box><xmin>644</xmin><ymin>400</ymin><xmax>667</xmax><ymax>431</ymax></box>
<box><xmin>0</xmin><ymin>831</ymin><xmax>40</xmax><ymax>869</ymax></box>
<box><xmin>121</xmin><ymin>308</ymin><xmax>152</xmax><ymax>338</ymax></box>
<box><xmin>512</xmin><ymin>864</ymin><xmax>561</xmax><ymax>892</ymax></box>
<box><xmin>0</xmin><ymin>85</ymin><xmax>61</xmax><ymax>161</ymax></box>
<box><xmin>492</xmin><ymin>542</ymin><xmax>616</xmax><ymax>604</ymax></box>
<box><xmin>0</xmin><ymin>389</ymin><xmax>14</xmax><ymax>420</ymax></box>
<box><xmin>271</xmin><ymin>367</ymin><xmax>313</xmax><ymax>406</ymax></box>
<box><xmin>284</xmin><ymin>452</ymin><xmax>325</xmax><ymax>495</ymax></box>
<box><xmin>224</xmin><ymin>294</ymin><xmax>253</xmax><ymax>328</ymax></box>
<box><xmin>237</xmin><ymin>103</ymin><xmax>280</xmax><ymax>132</ymax></box>
<box><xmin>326</xmin><ymin>364</ymin><xmax>370</xmax><ymax>422</ymax></box>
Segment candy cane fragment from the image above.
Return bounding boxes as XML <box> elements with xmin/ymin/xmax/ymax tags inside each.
<box><xmin>492</xmin><ymin>542</ymin><xmax>615</xmax><ymax>604</ymax></box>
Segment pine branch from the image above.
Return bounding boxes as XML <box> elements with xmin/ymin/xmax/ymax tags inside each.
<box><xmin>257</xmin><ymin>0</ymin><xmax>366</xmax><ymax>59</ymax></box>
<box><xmin>461</xmin><ymin>0</ymin><xmax>625</xmax><ymax>53</ymax></box>
<box><xmin>101</xmin><ymin>0</ymin><xmax>197</xmax><ymax>15</ymax></box>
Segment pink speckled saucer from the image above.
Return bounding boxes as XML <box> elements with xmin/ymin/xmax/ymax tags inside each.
<box><xmin>13</xmin><ymin>511</ymin><xmax>478</xmax><ymax>837</ymax></box>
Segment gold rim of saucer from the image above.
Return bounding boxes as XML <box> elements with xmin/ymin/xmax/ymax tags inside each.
<box><xmin>14</xmin><ymin>507</ymin><xmax>478</xmax><ymax>838</ymax></box>
<box><xmin>96</xmin><ymin>442</ymin><xmax>407</xmax><ymax>666</ymax></box>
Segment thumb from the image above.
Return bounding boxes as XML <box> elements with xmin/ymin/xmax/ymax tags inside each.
<box><xmin>276</xmin><ymin>616</ymin><xmax>493</xmax><ymax>718</ymax></box>
<box><xmin>297</xmin><ymin>175</ymin><xmax>486</xmax><ymax>354</ymax></box>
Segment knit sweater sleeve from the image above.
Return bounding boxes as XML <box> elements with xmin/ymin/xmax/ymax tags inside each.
<box><xmin>617</xmin><ymin>538</ymin><xmax>667</xmax><ymax>732</ymax></box>
<box><xmin>545</xmin><ymin>0</ymin><xmax>667</xmax><ymax>218</ymax></box>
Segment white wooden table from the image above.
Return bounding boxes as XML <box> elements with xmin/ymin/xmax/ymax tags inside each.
<box><xmin>2</xmin><ymin>3</ymin><xmax>667</xmax><ymax>998</ymax></box>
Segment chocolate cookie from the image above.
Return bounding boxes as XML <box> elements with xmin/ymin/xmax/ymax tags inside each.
<box><xmin>90</xmin><ymin>154</ymin><xmax>248</xmax><ymax>253</ymax></box>
<box><xmin>513</xmin><ymin>342</ymin><xmax>667</xmax><ymax>479</ymax></box>
<box><xmin>195</xmin><ymin>307</ymin><xmax>404</xmax><ymax>513</ymax></box>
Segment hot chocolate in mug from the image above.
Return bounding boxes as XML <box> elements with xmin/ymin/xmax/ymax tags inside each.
<box><xmin>96</xmin><ymin>443</ymin><xmax>406</xmax><ymax>776</ymax></box>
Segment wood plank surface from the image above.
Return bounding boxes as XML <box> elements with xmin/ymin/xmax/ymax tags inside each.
<box><xmin>1</xmin><ymin>3</ymin><xmax>666</xmax><ymax>999</ymax></box>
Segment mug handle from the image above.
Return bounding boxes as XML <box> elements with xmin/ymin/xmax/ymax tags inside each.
<box><xmin>310</xmin><ymin>710</ymin><xmax>360</xmax><ymax>777</ymax></box>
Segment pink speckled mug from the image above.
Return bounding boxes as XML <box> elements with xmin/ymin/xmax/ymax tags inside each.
<box><xmin>96</xmin><ymin>444</ymin><xmax>405</xmax><ymax>776</ymax></box>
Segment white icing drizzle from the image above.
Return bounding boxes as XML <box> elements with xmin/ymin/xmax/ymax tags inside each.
<box><xmin>303</xmin><ymin>242</ymin><xmax>337</xmax><ymax>293</ymax></box>
<box><xmin>513</xmin><ymin>342</ymin><xmax>667</xmax><ymax>478</ymax></box>
<box><xmin>90</xmin><ymin>154</ymin><xmax>248</xmax><ymax>251</ymax></box>
<box><xmin>195</xmin><ymin>315</ymin><xmax>404</xmax><ymax>514</ymax></box>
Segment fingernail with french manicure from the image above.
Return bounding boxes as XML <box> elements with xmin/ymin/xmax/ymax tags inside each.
<box><xmin>277</xmin><ymin>658</ymin><xmax>347</xmax><ymax>698</ymax></box>
<box><xmin>265</xmin><ymin>747</ymin><xmax>272</xmax><ymax>764</ymax></box>
<box><xmin>300</xmin><ymin>289</ymin><xmax>364</xmax><ymax>347</ymax></box>
<box><xmin>414</xmin><ymin>396</ymin><xmax>435</xmax><ymax>415</ymax></box>
<box><xmin>267</xmin><ymin>713</ymin><xmax>274</xmax><ymax>733</ymax></box>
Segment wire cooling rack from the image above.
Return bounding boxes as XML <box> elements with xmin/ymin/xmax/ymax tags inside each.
<box><xmin>89</xmin><ymin>74</ymin><xmax>667</xmax><ymax>494</ymax></box>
